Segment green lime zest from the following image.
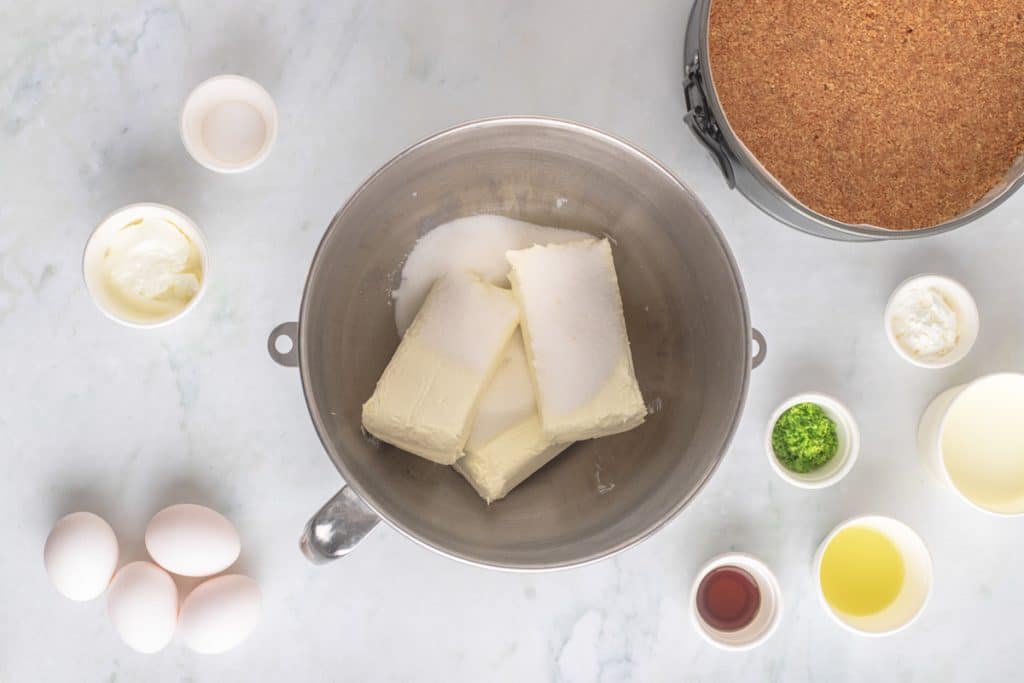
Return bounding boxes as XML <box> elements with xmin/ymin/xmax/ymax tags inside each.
<box><xmin>771</xmin><ymin>402</ymin><xmax>838</xmax><ymax>473</ymax></box>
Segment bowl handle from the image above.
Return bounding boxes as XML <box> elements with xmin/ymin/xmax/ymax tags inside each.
<box><xmin>752</xmin><ymin>328</ymin><xmax>767</xmax><ymax>369</ymax></box>
<box><xmin>268</xmin><ymin>322</ymin><xmax>299</xmax><ymax>367</ymax></box>
<box><xmin>300</xmin><ymin>485</ymin><xmax>382</xmax><ymax>564</ymax></box>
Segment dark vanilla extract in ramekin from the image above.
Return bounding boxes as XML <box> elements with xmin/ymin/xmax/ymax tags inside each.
<box><xmin>696</xmin><ymin>565</ymin><xmax>761</xmax><ymax>631</ymax></box>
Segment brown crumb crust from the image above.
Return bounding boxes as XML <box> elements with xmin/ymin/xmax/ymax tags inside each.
<box><xmin>708</xmin><ymin>0</ymin><xmax>1024</xmax><ymax>230</ymax></box>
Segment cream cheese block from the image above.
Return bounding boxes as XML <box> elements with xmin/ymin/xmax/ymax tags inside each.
<box><xmin>507</xmin><ymin>238</ymin><xmax>646</xmax><ymax>442</ymax></box>
<box><xmin>456</xmin><ymin>416</ymin><xmax>570</xmax><ymax>504</ymax></box>
<box><xmin>361</xmin><ymin>271</ymin><xmax>519</xmax><ymax>464</ymax></box>
<box><xmin>455</xmin><ymin>332</ymin><xmax>571</xmax><ymax>503</ymax></box>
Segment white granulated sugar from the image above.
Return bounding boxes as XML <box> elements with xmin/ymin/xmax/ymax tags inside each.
<box><xmin>417</xmin><ymin>272</ymin><xmax>519</xmax><ymax>373</ymax></box>
<box><xmin>509</xmin><ymin>239</ymin><xmax>623</xmax><ymax>416</ymax></box>
<box><xmin>392</xmin><ymin>214</ymin><xmax>590</xmax><ymax>335</ymax></box>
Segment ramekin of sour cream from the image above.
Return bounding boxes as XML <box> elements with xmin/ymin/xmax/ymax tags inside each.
<box><xmin>83</xmin><ymin>203</ymin><xmax>208</xmax><ymax>327</ymax></box>
<box><xmin>884</xmin><ymin>274</ymin><xmax>979</xmax><ymax>369</ymax></box>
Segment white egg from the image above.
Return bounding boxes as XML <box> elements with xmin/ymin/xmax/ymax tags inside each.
<box><xmin>43</xmin><ymin>511</ymin><xmax>119</xmax><ymax>601</ymax></box>
<box><xmin>106</xmin><ymin>561</ymin><xmax>179</xmax><ymax>653</ymax></box>
<box><xmin>179</xmin><ymin>574</ymin><xmax>261</xmax><ymax>654</ymax></box>
<box><xmin>145</xmin><ymin>504</ymin><xmax>241</xmax><ymax>577</ymax></box>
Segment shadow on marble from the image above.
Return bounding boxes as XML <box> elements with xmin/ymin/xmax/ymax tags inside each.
<box><xmin>891</xmin><ymin>244</ymin><xmax>957</xmax><ymax>286</ymax></box>
<box><xmin>189</xmin><ymin>16</ymin><xmax>286</xmax><ymax>95</ymax></box>
<box><xmin>681</xmin><ymin>514</ymin><xmax>775</xmax><ymax>580</ymax></box>
<box><xmin>96</xmin><ymin>141</ymin><xmax>203</xmax><ymax>217</ymax></box>
<box><xmin>772</xmin><ymin>356</ymin><xmax>845</xmax><ymax>399</ymax></box>
<box><xmin>146</xmin><ymin>474</ymin><xmax>233</xmax><ymax>520</ymax></box>
<box><xmin>48</xmin><ymin>483</ymin><xmax>120</xmax><ymax>526</ymax></box>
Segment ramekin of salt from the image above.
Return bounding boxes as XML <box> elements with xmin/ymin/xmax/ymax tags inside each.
<box><xmin>180</xmin><ymin>75</ymin><xmax>278</xmax><ymax>173</ymax></box>
<box><xmin>884</xmin><ymin>274</ymin><xmax>978</xmax><ymax>369</ymax></box>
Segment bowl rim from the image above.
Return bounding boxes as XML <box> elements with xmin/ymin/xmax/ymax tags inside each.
<box><xmin>295</xmin><ymin>115</ymin><xmax>753</xmax><ymax>571</ymax></box>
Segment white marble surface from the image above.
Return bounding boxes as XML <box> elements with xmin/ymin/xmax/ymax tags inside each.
<box><xmin>3</xmin><ymin>1</ymin><xmax>1024</xmax><ymax>681</ymax></box>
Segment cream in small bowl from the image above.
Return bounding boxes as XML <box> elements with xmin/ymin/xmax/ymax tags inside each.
<box><xmin>885</xmin><ymin>274</ymin><xmax>978</xmax><ymax>369</ymax></box>
<box><xmin>83</xmin><ymin>203</ymin><xmax>207</xmax><ymax>327</ymax></box>
<box><xmin>765</xmin><ymin>393</ymin><xmax>859</xmax><ymax>489</ymax></box>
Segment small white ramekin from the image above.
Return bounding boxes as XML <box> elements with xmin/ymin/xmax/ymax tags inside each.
<box><xmin>180</xmin><ymin>74</ymin><xmax>278</xmax><ymax>173</ymax></box>
<box><xmin>814</xmin><ymin>515</ymin><xmax>933</xmax><ymax>637</ymax></box>
<box><xmin>82</xmin><ymin>203</ymin><xmax>208</xmax><ymax>328</ymax></box>
<box><xmin>766</xmin><ymin>393</ymin><xmax>859</xmax><ymax>489</ymax></box>
<box><xmin>689</xmin><ymin>552</ymin><xmax>782</xmax><ymax>651</ymax></box>
<box><xmin>884</xmin><ymin>273</ymin><xmax>979</xmax><ymax>369</ymax></box>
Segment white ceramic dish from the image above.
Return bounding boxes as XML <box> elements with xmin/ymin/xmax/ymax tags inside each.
<box><xmin>689</xmin><ymin>552</ymin><xmax>782</xmax><ymax>651</ymax></box>
<box><xmin>180</xmin><ymin>75</ymin><xmax>278</xmax><ymax>173</ymax></box>
<box><xmin>82</xmin><ymin>203</ymin><xmax>208</xmax><ymax>328</ymax></box>
<box><xmin>918</xmin><ymin>373</ymin><xmax>1024</xmax><ymax>516</ymax></box>
<box><xmin>765</xmin><ymin>393</ymin><xmax>859</xmax><ymax>489</ymax></box>
<box><xmin>884</xmin><ymin>273</ymin><xmax>979</xmax><ymax>369</ymax></box>
<box><xmin>813</xmin><ymin>515</ymin><xmax>933</xmax><ymax>636</ymax></box>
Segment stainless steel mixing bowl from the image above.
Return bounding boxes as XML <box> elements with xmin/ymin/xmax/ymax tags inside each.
<box><xmin>270</xmin><ymin>117</ymin><xmax>763</xmax><ymax>571</ymax></box>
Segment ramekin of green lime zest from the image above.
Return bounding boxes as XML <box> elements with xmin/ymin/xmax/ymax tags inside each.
<box><xmin>766</xmin><ymin>393</ymin><xmax>859</xmax><ymax>489</ymax></box>
<box><xmin>771</xmin><ymin>402</ymin><xmax>838</xmax><ymax>473</ymax></box>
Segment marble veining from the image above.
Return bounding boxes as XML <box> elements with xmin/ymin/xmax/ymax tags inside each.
<box><xmin>3</xmin><ymin>0</ymin><xmax>1024</xmax><ymax>681</ymax></box>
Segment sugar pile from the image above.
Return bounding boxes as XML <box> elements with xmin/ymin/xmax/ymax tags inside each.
<box><xmin>392</xmin><ymin>214</ymin><xmax>589</xmax><ymax>335</ymax></box>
